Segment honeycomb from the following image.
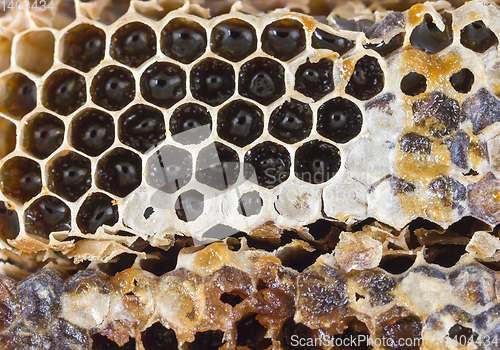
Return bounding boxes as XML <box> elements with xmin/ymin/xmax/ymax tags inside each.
<box><xmin>0</xmin><ymin>0</ymin><xmax>500</xmax><ymax>349</ymax></box>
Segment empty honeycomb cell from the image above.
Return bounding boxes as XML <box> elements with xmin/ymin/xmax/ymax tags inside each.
<box><xmin>24</xmin><ymin>196</ymin><xmax>71</xmax><ymax>240</ymax></box>
<box><xmin>295</xmin><ymin>140</ymin><xmax>341</xmax><ymax>184</ymax></box>
<box><xmin>96</xmin><ymin>148</ymin><xmax>142</xmax><ymax>197</ymax></box>
<box><xmin>244</xmin><ymin>141</ymin><xmax>290</xmax><ymax>189</ymax></box>
<box><xmin>410</xmin><ymin>13</ymin><xmax>453</xmax><ymax>54</ymax></box>
<box><xmin>345</xmin><ymin>55</ymin><xmax>384</xmax><ymax>101</ymax></box>
<box><xmin>211</xmin><ymin>18</ymin><xmax>257</xmax><ymax>62</ymax></box>
<box><xmin>175</xmin><ymin>189</ymin><xmax>204</xmax><ymax>222</ymax></box>
<box><xmin>118</xmin><ymin>104</ymin><xmax>166</xmax><ymax>153</ymax></box>
<box><xmin>0</xmin><ymin>73</ymin><xmax>36</xmax><ymax>120</ymax></box>
<box><xmin>61</xmin><ymin>23</ymin><xmax>106</xmax><ymax>73</ymax></box>
<box><xmin>92</xmin><ymin>334</ymin><xmax>135</xmax><ymax>350</ymax></box>
<box><xmin>140</xmin><ymin>62</ymin><xmax>186</xmax><ymax>108</ymax></box>
<box><xmin>196</xmin><ymin>142</ymin><xmax>239</xmax><ymax>190</ymax></box>
<box><xmin>460</xmin><ymin>20</ymin><xmax>498</xmax><ymax>53</ymax></box>
<box><xmin>91</xmin><ymin>65</ymin><xmax>135</xmax><ymax>111</ymax></box>
<box><xmin>0</xmin><ymin>201</ymin><xmax>19</xmax><ymax>240</ymax></box>
<box><xmin>262</xmin><ymin>19</ymin><xmax>306</xmax><ymax>61</ymax></box>
<box><xmin>161</xmin><ymin>18</ymin><xmax>207</xmax><ymax>64</ymax></box>
<box><xmin>317</xmin><ymin>97</ymin><xmax>363</xmax><ymax>144</ymax></box>
<box><xmin>450</xmin><ymin>68</ymin><xmax>474</xmax><ymax>93</ymax></box>
<box><xmin>170</xmin><ymin>103</ymin><xmax>212</xmax><ymax>145</ymax></box>
<box><xmin>76</xmin><ymin>192</ymin><xmax>118</xmax><ymax>234</ymax></box>
<box><xmin>280</xmin><ymin>319</ymin><xmax>315</xmax><ymax>350</ymax></box>
<box><xmin>0</xmin><ymin>157</ymin><xmax>42</xmax><ymax>203</ymax></box>
<box><xmin>401</xmin><ymin>72</ymin><xmax>427</xmax><ymax>96</ymax></box>
<box><xmin>269</xmin><ymin>99</ymin><xmax>312</xmax><ymax>144</ymax></box>
<box><xmin>190</xmin><ymin>58</ymin><xmax>235</xmax><ymax>106</ymax></box>
<box><xmin>0</xmin><ymin>117</ymin><xmax>16</xmax><ymax>159</ymax></box>
<box><xmin>69</xmin><ymin>108</ymin><xmax>115</xmax><ymax>157</ymax></box>
<box><xmin>294</xmin><ymin>58</ymin><xmax>334</xmax><ymax>101</ymax></box>
<box><xmin>141</xmin><ymin>322</ymin><xmax>179</xmax><ymax>350</ymax></box>
<box><xmin>23</xmin><ymin>113</ymin><xmax>64</xmax><ymax>160</ymax></box>
<box><xmin>238</xmin><ymin>191</ymin><xmax>263</xmax><ymax>217</ymax></box>
<box><xmin>15</xmin><ymin>31</ymin><xmax>54</xmax><ymax>75</ymax></box>
<box><xmin>110</xmin><ymin>22</ymin><xmax>157</xmax><ymax>68</ymax></box>
<box><xmin>48</xmin><ymin>151</ymin><xmax>92</xmax><ymax>202</ymax></box>
<box><xmin>364</xmin><ymin>33</ymin><xmax>405</xmax><ymax>56</ymax></box>
<box><xmin>239</xmin><ymin>57</ymin><xmax>285</xmax><ymax>106</ymax></box>
<box><xmin>41</xmin><ymin>69</ymin><xmax>86</xmax><ymax>116</ymax></box>
<box><xmin>146</xmin><ymin>145</ymin><xmax>192</xmax><ymax>194</ymax></box>
<box><xmin>236</xmin><ymin>314</ymin><xmax>272</xmax><ymax>349</ymax></box>
<box><xmin>400</xmin><ymin>132</ymin><xmax>432</xmax><ymax>154</ymax></box>
<box><xmin>311</xmin><ymin>28</ymin><xmax>355</xmax><ymax>56</ymax></box>
<box><xmin>185</xmin><ymin>330</ymin><xmax>225</xmax><ymax>350</ymax></box>
<box><xmin>217</xmin><ymin>100</ymin><xmax>263</xmax><ymax>147</ymax></box>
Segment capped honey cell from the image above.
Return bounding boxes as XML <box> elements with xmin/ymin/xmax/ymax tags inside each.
<box><xmin>196</xmin><ymin>142</ymin><xmax>239</xmax><ymax>190</ymax></box>
<box><xmin>42</xmin><ymin>69</ymin><xmax>86</xmax><ymax>116</ymax></box>
<box><xmin>170</xmin><ymin>103</ymin><xmax>212</xmax><ymax>145</ymax></box>
<box><xmin>48</xmin><ymin>152</ymin><xmax>92</xmax><ymax>202</ymax></box>
<box><xmin>244</xmin><ymin>141</ymin><xmax>290</xmax><ymax>189</ymax></box>
<box><xmin>23</xmin><ymin>113</ymin><xmax>64</xmax><ymax>160</ymax></box>
<box><xmin>175</xmin><ymin>189</ymin><xmax>204</xmax><ymax>222</ymax></box>
<box><xmin>410</xmin><ymin>13</ymin><xmax>453</xmax><ymax>54</ymax></box>
<box><xmin>345</xmin><ymin>55</ymin><xmax>384</xmax><ymax>101</ymax></box>
<box><xmin>110</xmin><ymin>22</ymin><xmax>156</xmax><ymax>68</ymax></box>
<box><xmin>239</xmin><ymin>57</ymin><xmax>285</xmax><ymax>106</ymax></box>
<box><xmin>460</xmin><ymin>21</ymin><xmax>498</xmax><ymax>53</ymax></box>
<box><xmin>146</xmin><ymin>145</ymin><xmax>193</xmax><ymax>194</ymax></box>
<box><xmin>70</xmin><ymin>108</ymin><xmax>115</xmax><ymax>157</ymax></box>
<box><xmin>211</xmin><ymin>19</ymin><xmax>257</xmax><ymax>62</ymax></box>
<box><xmin>0</xmin><ymin>73</ymin><xmax>36</xmax><ymax>120</ymax></box>
<box><xmin>24</xmin><ymin>196</ymin><xmax>71</xmax><ymax>240</ymax></box>
<box><xmin>0</xmin><ymin>157</ymin><xmax>42</xmax><ymax>203</ymax></box>
<box><xmin>262</xmin><ymin>19</ymin><xmax>306</xmax><ymax>61</ymax></box>
<box><xmin>317</xmin><ymin>97</ymin><xmax>363</xmax><ymax>143</ymax></box>
<box><xmin>76</xmin><ymin>192</ymin><xmax>118</xmax><ymax>234</ymax></box>
<box><xmin>140</xmin><ymin>62</ymin><xmax>186</xmax><ymax>108</ymax></box>
<box><xmin>295</xmin><ymin>140</ymin><xmax>341</xmax><ymax>184</ymax></box>
<box><xmin>269</xmin><ymin>99</ymin><xmax>312</xmax><ymax>144</ymax></box>
<box><xmin>96</xmin><ymin>148</ymin><xmax>142</xmax><ymax>197</ymax></box>
<box><xmin>190</xmin><ymin>58</ymin><xmax>235</xmax><ymax>106</ymax></box>
<box><xmin>294</xmin><ymin>58</ymin><xmax>334</xmax><ymax>101</ymax></box>
<box><xmin>61</xmin><ymin>23</ymin><xmax>106</xmax><ymax>73</ymax></box>
<box><xmin>91</xmin><ymin>65</ymin><xmax>135</xmax><ymax>111</ymax></box>
<box><xmin>217</xmin><ymin>100</ymin><xmax>263</xmax><ymax>147</ymax></box>
<box><xmin>161</xmin><ymin>18</ymin><xmax>207</xmax><ymax>64</ymax></box>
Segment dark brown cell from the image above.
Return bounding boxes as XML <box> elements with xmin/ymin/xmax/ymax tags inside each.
<box><xmin>140</xmin><ymin>62</ymin><xmax>186</xmax><ymax>108</ymax></box>
<box><xmin>280</xmin><ymin>319</ymin><xmax>316</xmax><ymax>350</ymax></box>
<box><xmin>92</xmin><ymin>334</ymin><xmax>135</xmax><ymax>350</ymax></box>
<box><xmin>428</xmin><ymin>176</ymin><xmax>466</xmax><ymax>207</ymax></box>
<box><xmin>237</xmin><ymin>314</ymin><xmax>272</xmax><ymax>350</ymax></box>
<box><xmin>42</xmin><ymin>69</ymin><xmax>86</xmax><ymax>116</ymax></box>
<box><xmin>244</xmin><ymin>141</ymin><xmax>290</xmax><ymax>189</ymax></box>
<box><xmin>269</xmin><ymin>99</ymin><xmax>312</xmax><ymax>144</ymax></box>
<box><xmin>110</xmin><ymin>22</ymin><xmax>156</xmax><ymax>67</ymax></box>
<box><xmin>185</xmin><ymin>330</ymin><xmax>225</xmax><ymax>350</ymax></box>
<box><xmin>0</xmin><ymin>157</ymin><xmax>41</xmax><ymax>203</ymax></box>
<box><xmin>196</xmin><ymin>142</ymin><xmax>239</xmax><ymax>190</ymax></box>
<box><xmin>294</xmin><ymin>58</ymin><xmax>334</xmax><ymax>101</ymax></box>
<box><xmin>161</xmin><ymin>18</ymin><xmax>207</xmax><ymax>64</ymax></box>
<box><xmin>48</xmin><ymin>151</ymin><xmax>92</xmax><ymax>202</ymax></box>
<box><xmin>446</xmin><ymin>130</ymin><xmax>469</xmax><ymax>169</ymax></box>
<box><xmin>69</xmin><ymin>108</ymin><xmax>115</xmax><ymax>157</ymax></box>
<box><xmin>24</xmin><ymin>196</ymin><xmax>71</xmax><ymax>240</ymax></box>
<box><xmin>0</xmin><ymin>118</ymin><xmax>16</xmax><ymax>159</ymax></box>
<box><xmin>0</xmin><ymin>73</ymin><xmax>36</xmax><ymax>119</ymax></box>
<box><xmin>91</xmin><ymin>65</ymin><xmax>135</xmax><ymax>111</ymax></box>
<box><xmin>311</xmin><ymin>28</ymin><xmax>354</xmax><ymax>55</ymax></box>
<box><xmin>23</xmin><ymin>113</ymin><xmax>64</xmax><ymax>159</ymax></box>
<box><xmin>238</xmin><ymin>191</ymin><xmax>263</xmax><ymax>217</ymax></box>
<box><xmin>217</xmin><ymin>100</ymin><xmax>263</xmax><ymax>147</ymax></box>
<box><xmin>175</xmin><ymin>189</ymin><xmax>204</xmax><ymax>222</ymax></box>
<box><xmin>61</xmin><ymin>23</ymin><xmax>106</xmax><ymax>72</ymax></box>
<box><xmin>0</xmin><ymin>201</ymin><xmax>19</xmax><ymax>240</ymax></box>
<box><xmin>461</xmin><ymin>21</ymin><xmax>498</xmax><ymax>53</ymax></box>
<box><xmin>400</xmin><ymin>133</ymin><xmax>432</xmax><ymax>154</ymax></box>
<box><xmin>239</xmin><ymin>57</ymin><xmax>285</xmax><ymax>105</ymax></box>
<box><xmin>412</xmin><ymin>91</ymin><xmax>461</xmax><ymax>137</ymax></box>
<box><xmin>0</xmin><ymin>275</ymin><xmax>18</xmax><ymax>332</ymax></box>
<box><xmin>190</xmin><ymin>58</ymin><xmax>235</xmax><ymax>106</ymax></box>
<box><xmin>170</xmin><ymin>103</ymin><xmax>212</xmax><ymax>145</ymax></box>
<box><xmin>380</xmin><ymin>316</ymin><xmax>422</xmax><ymax>350</ymax></box>
<box><xmin>49</xmin><ymin>319</ymin><xmax>91</xmax><ymax>350</ymax></box>
<box><xmin>141</xmin><ymin>322</ymin><xmax>179</xmax><ymax>350</ymax></box>
<box><xmin>317</xmin><ymin>97</ymin><xmax>363</xmax><ymax>143</ymax></box>
<box><xmin>118</xmin><ymin>104</ymin><xmax>166</xmax><ymax>153</ymax></box>
<box><xmin>345</xmin><ymin>55</ymin><xmax>384</xmax><ymax>100</ymax></box>
<box><xmin>96</xmin><ymin>148</ymin><xmax>142</xmax><ymax>197</ymax></box>
<box><xmin>450</xmin><ymin>68</ymin><xmax>474</xmax><ymax>93</ymax></box>
<box><xmin>364</xmin><ymin>32</ymin><xmax>405</xmax><ymax>56</ymax></box>
<box><xmin>410</xmin><ymin>13</ymin><xmax>453</xmax><ymax>54</ymax></box>
<box><xmin>76</xmin><ymin>192</ymin><xmax>119</xmax><ymax>234</ymax></box>
<box><xmin>467</xmin><ymin>172</ymin><xmax>500</xmax><ymax>226</ymax></box>
<box><xmin>211</xmin><ymin>19</ymin><xmax>257</xmax><ymax>62</ymax></box>
<box><xmin>262</xmin><ymin>19</ymin><xmax>306</xmax><ymax>61</ymax></box>
<box><xmin>295</xmin><ymin>140</ymin><xmax>341</xmax><ymax>184</ymax></box>
<box><xmin>146</xmin><ymin>145</ymin><xmax>192</xmax><ymax>194</ymax></box>
<box><xmin>401</xmin><ymin>72</ymin><xmax>427</xmax><ymax>96</ymax></box>
<box><xmin>462</xmin><ymin>88</ymin><xmax>500</xmax><ymax>134</ymax></box>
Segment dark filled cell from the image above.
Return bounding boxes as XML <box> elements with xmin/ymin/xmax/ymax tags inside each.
<box><xmin>110</xmin><ymin>22</ymin><xmax>156</xmax><ymax>67</ymax></box>
<box><xmin>364</xmin><ymin>32</ymin><xmax>405</xmax><ymax>56</ymax></box>
<box><xmin>317</xmin><ymin>97</ymin><xmax>363</xmax><ymax>143</ymax></box>
<box><xmin>42</xmin><ymin>69</ymin><xmax>86</xmax><ymax>116</ymax></box>
<box><xmin>76</xmin><ymin>192</ymin><xmax>118</xmax><ymax>234</ymax></box>
<box><xmin>146</xmin><ymin>145</ymin><xmax>192</xmax><ymax>194</ymax></box>
<box><xmin>92</xmin><ymin>334</ymin><xmax>135</xmax><ymax>350</ymax></box>
<box><xmin>61</xmin><ymin>23</ymin><xmax>106</xmax><ymax>72</ymax></box>
<box><xmin>211</xmin><ymin>19</ymin><xmax>257</xmax><ymax>62</ymax></box>
<box><xmin>311</xmin><ymin>28</ymin><xmax>354</xmax><ymax>56</ymax></box>
<box><xmin>175</xmin><ymin>189</ymin><xmax>204</xmax><ymax>222</ymax></box>
<box><xmin>380</xmin><ymin>316</ymin><xmax>422</xmax><ymax>350</ymax></box>
<box><xmin>345</xmin><ymin>55</ymin><xmax>384</xmax><ymax>101</ymax></box>
<box><xmin>294</xmin><ymin>58</ymin><xmax>334</xmax><ymax>101</ymax></box>
<box><xmin>244</xmin><ymin>141</ymin><xmax>290</xmax><ymax>189</ymax></box>
<box><xmin>410</xmin><ymin>13</ymin><xmax>453</xmax><ymax>54</ymax></box>
<box><xmin>269</xmin><ymin>99</ymin><xmax>312</xmax><ymax>144</ymax></box>
<box><xmin>185</xmin><ymin>330</ymin><xmax>225</xmax><ymax>350</ymax></box>
<box><xmin>96</xmin><ymin>148</ymin><xmax>142</xmax><ymax>197</ymax></box>
<box><xmin>262</xmin><ymin>19</ymin><xmax>306</xmax><ymax>61</ymax></box>
<box><xmin>140</xmin><ymin>62</ymin><xmax>186</xmax><ymax>108</ymax></box>
<box><xmin>461</xmin><ymin>20</ymin><xmax>498</xmax><ymax>53</ymax></box>
<box><xmin>217</xmin><ymin>100</ymin><xmax>263</xmax><ymax>147</ymax></box>
<box><xmin>400</xmin><ymin>132</ymin><xmax>432</xmax><ymax>154</ymax></box>
<box><xmin>196</xmin><ymin>142</ymin><xmax>239</xmax><ymax>190</ymax></box>
<box><xmin>238</xmin><ymin>191</ymin><xmax>263</xmax><ymax>217</ymax></box>
<box><xmin>24</xmin><ymin>196</ymin><xmax>71</xmax><ymax>240</ymax></box>
<box><xmin>237</xmin><ymin>314</ymin><xmax>272</xmax><ymax>350</ymax></box>
<box><xmin>91</xmin><ymin>65</ymin><xmax>135</xmax><ymax>111</ymax></box>
<box><xmin>141</xmin><ymin>322</ymin><xmax>179</xmax><ymax>350</ymax></box>
<box><xmin>69</xmin><ymin>108</ymin><xmax>115</xmax><ymax>157</ymax></box>
<box><xmin>191</xmin><ymin>58</ymin><xmax>235</xmax><ymax>106</ymax></box>
<box><xmin>170</xmin><ymin>103</ymin><xmax>212</xmax><ymax>145</ymax></box>
<box><xmin>401</xmin><ymin>72</ymin><xmax>427</xmax><ymax>96</ymax></box>
<box><xmin>48</xmin><ymin>152</ymin><xmax>91</xmax><ymax>202</ymax></box>
<box><xmin>450</xmin><ymin>68</ymin><xmax>474</xmax><ymax>93</ymax></box>
<box><xmin>161</xmin><ymin>18</ymin><xmax>207</xmax><ymax>64</ymax></box>
<box><xmin>0</xmin><ymin>73</ymin><xmax>36</xmax><ymax>120</ymax></box>
<box><xmin>0</xmin><ymin>157</ymin><xmax>42</xmax><ymax>203</ymax></box>
<box><xmin>0</xmin><ymin>201</ymin><xmax>19</xmax><ymax>240</ymax></box>
<box><xmin>23</xmin><ymin>113</ymin><xmax>64</xmax><ymax>160</ymax></box>
<box><xmin>239</xmin><ymin>57</ymin><xmax>285</xmax><ymax>105</ymax></box>
<box><xmin>295</xmin><ymin>140</ymin><xmax>341</xmax><ymax>184</ymax></box>
<box><xmin>281</xmin><ymin>319</ymin><xmax>317</xmax><ymax>350</ymax></box>
<box><xmin>0</xmin><ymin>118</ymin><xmax>15</xmax><ymax>159</ymax></box>
<box><xmin>412</xmin><ymin>91</ymin><xmax>461</xmax><ymax>137</ymax></box>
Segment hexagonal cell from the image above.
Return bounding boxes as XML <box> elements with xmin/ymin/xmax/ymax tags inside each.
<box><xmin>61</xmin><ymin>23</ymin><xmax>106</xmax><ymax>73</ymax></box>
<box><xmin>196</xmin><ymin>142</ymin><xmax>239</xmax><ymax>190</ymax></box>
<box><xmin>0</xmin><ymin>73</ymin><xmax>36</xmax><ymax>120</ymax></box>
<box><xmin>23</xmin><ymin>113</ymin><xmax>64</xmax><ymax>160</ymax></box>
<box><xmin>311</xmin><ymin>28</ymin><xmax>354</xmax><ymax>55</ymax></box>
<box><xmin>161</xmin><ymin>18</ymin><xmax>207</xmax><ymax>64</ymax></box>
<box><xmin>211</xmin><ymin>19</ymin><xmax>257</xmax><ymax>62</ymax></box>
<box><xmin>146</xmin><ymin>145</ymin><xmax>192</xmax><ymax>194</ymax></box>
<box><xmin>110</xmin><ymin>22</ymin><xmax>157</xmax><ymax>68</ymax></box>
<box><xmin>450</xmin><ymin>68</ymin><xmax>474</xmax><ymax>93</ymax></box>
<box><xmin>401</xmin><ymin>72</ymin><xmax>427</xmax><ymax>96</ymax></box>
<box><xmin>345</xmin><ymin>55</ymin><xmax>384</xmax><ymax>101</ymax></box>
<box><xmin>460</xmin><ymin>21</ymin><xmax>498</xmax><ymax>53</ymax></box>
<box><xmin>175</xmin><ymin>189</ymin><xmax>204</xmax><ymax>222</ymax></box>
<box><xmin>244</xmin><ymin>141</ymin><xmax>290</xmax><ymax>189</ymax></box>
<box><xmin>48</xmin><ymin>151</ymin><xmax>91</xmax><ymax>202</ymax></box>
<box><xmin>41</xmin><ymin>69</ymin><xmax>86</xmax><ymax>116</ymax></box>
<box><xmin>269</xmin><ymin>99</ymin><xmax>312</xmax><ymax>144</ymax></box>
<box><xmin>217</xmin><ymin>100</ymin><xmax>263</xmax><ymax>147</ymax></box>
<box><xmin>140</xmin><ymin>62</ymin><xmax>186</xmax><ymax>108</ymax></box>
<box><xmin>295</xmin><ymin>140</ymin><xmax>341</xmax><ymax>184</ymax></box>
<box><xmin>69</xmin><ymin>108</ymin><xmax>115</xmax><ymax>157</ymax></box>
<box><xmin>239</xmin><ymin>57</ymin><xmax>285</xmax><ymax>106</ymax></box>
<box><xmin>0</xmin><ymin>117</ymin><xmax>16</xmax><ymax>159</ymax></box>
<box><xmin>364</xmin><ymin>33</ymin><xmax>405</xmax><ymax>57</ymax></box>
<box><xmin>0</xmin><ymin>157</ymin><xmax>42</xmax><ymax>203</ymax></box>
<box><xmin>95</xmin><ymin>148</ymin><xmax>142</xmax><ymax>197</ymax></box>
<box><xmin>170</xmin><ymin>103</ymin><xmax>212</xmax><ymax>145</ymax></box>
<box><xmin>24</xmin><ymin>196</ymin><xmax>71</xmax><ymax>240</ymax></box>
<box><xmin>238</xmin><ymin>191</ymin><xmax>262</xmax><ymax>217</ymax></box>
<box><xmin>317</xmin><ymin>97</ymin><xmax>363</xmax><ymax>144</ymax></box>
<box><xmin>15</xmin><ymin>30</ymin><xmax>54</xmax><ymax>75</ymax></box>
<box><xmin>190</xmin><ymin>58</ymin><xmax>235</xmax><ymax>106</ymax></box>
<box><xmin>261</xmin><ymin>19</ymin><xmax>305</xmax><ymax>61</ymax></box>
<box><xmin>76</xmin><ymin>192</ymin><xmax>118</xmax><ymax>234</ymax></box>
<box><xmin>294</xmin><ymin>58</ymin><xmax>333</xmax><ymax>101</ymax></box>
<box><xmin>0</xmin><ymin>201</ymin><xmax>19</xmax><ymax>240</ymax></box>
<box><xmin>410</xmin><ymin>13</ymin><xmax>453</xmax><ymax>54</ymax></box>
<box><xmin>90</xmin><ymin>65</ymin><xmax>135</xmax><ymax>111</ymax></box>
